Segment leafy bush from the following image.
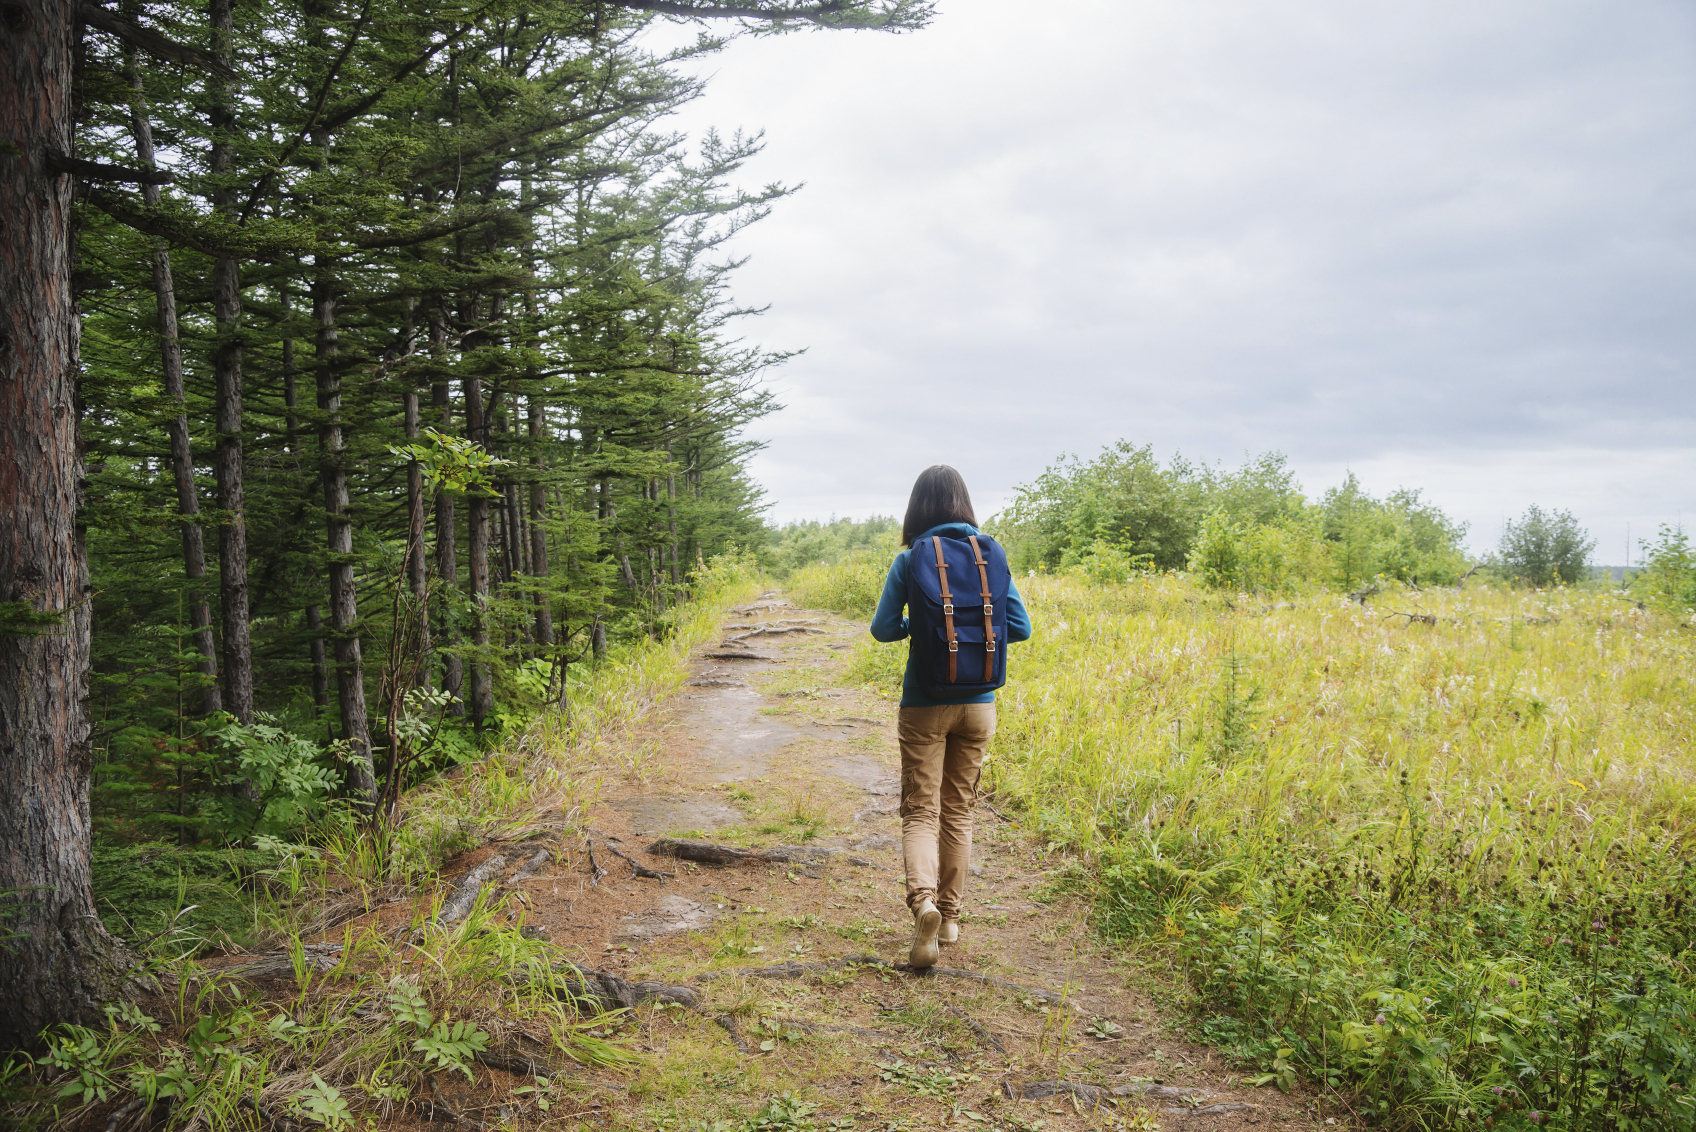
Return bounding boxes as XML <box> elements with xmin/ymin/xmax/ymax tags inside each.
<box><xmin>95</xmin><ymin>713</ymin><xmax>336</xmax><ymax>845</ymax></box>
<box><xmin>1101</xmin><ymin>809</ymin><xmax>1696</xmax><ymax>1129</ymax></box>
<box><xmin>1632</xmin><ymin>526</ymin><xmax>1696</xmax><ymax>622</ymax></box>
<box><xmin>994</xmin><ymin>442</ymin><xmax>1468</xmax><ymax>591</ymax></box>
<box><xmin>1497</xmin><ymin>505</ymin><xmax>1596</xmax><ymax>587</ymax></box>
<box><xmin>766</xmin><ymin>516</ymin><xmax>898</xmax><ymax>576</ymax></box>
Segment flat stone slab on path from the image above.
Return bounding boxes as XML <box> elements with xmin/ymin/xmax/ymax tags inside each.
<box><xmin>614</xmin><ymin>894</ymin><xmax>717</xmax><ymax>942</ymax></box>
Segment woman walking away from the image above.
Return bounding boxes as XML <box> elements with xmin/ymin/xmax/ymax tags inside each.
<box><xmin>870</xmin><ymin>465</ymin><xmax>1032</xmax><ymax>968</ymax></box>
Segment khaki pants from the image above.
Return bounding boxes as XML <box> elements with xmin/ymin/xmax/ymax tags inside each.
<box><xmin>897</xmin><ymin>702</ymin><xmax>995</xmax><ymax>921</ymax></box>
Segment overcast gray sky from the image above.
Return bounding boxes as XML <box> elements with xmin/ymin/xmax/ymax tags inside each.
<box><xmin>653</xmin><ymin>0</ymin><xmax>1695</xmax><ymax>559</ymax></box>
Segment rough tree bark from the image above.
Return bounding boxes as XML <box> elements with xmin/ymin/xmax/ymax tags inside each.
<box><xmin>0</xmin><ymin>0</ymin><xmax>139</xmax><ymax>1046</ymax></box>
<box><xmin>314</xmin><ymin>267</ymin><xmax>377</xmax><ymax>805</ymax></box>
<box><xmin>208</xmin><ymin>0</ymin><xmax>253</xmax><ymax>722</ymax></box>
<box><xmin>124</xmin><ymin>27</ymin><xmax>219</xmax><ymax>713</ymax></box>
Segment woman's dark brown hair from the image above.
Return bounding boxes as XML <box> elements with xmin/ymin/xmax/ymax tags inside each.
<box><xmin>901</xmin><ymin>465</ymin><xmax>978</xmax><ymax>546</ymax></box>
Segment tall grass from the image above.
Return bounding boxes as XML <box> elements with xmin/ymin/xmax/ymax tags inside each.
<box><xmin>845</xmin><ymin>572</ymin><xmax>1696</xmax><ymax>1128</ymax></box>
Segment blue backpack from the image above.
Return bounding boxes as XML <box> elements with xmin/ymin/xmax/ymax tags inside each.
<box><xmin>906</xmin><ymin>532</ymin><xmax>1012</xmax><ymax>699</ymax></box>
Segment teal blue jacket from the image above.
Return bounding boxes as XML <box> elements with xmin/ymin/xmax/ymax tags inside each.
<box><xmin>868</xmin><ymin>523</ymin><xmax>1033</xmax><ymax>707</ymax></box>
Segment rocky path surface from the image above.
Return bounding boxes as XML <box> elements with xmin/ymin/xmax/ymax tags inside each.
<box><xmin>364</xmin><ymin>594</ymin><xmax>1342</xmax><ymax>1129</ymax></box>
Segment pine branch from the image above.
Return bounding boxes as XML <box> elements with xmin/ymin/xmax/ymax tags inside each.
<box><xmin>77</xmin><ymin>3</ymin><xmax>237</xmax><ymax>79</ymax></box>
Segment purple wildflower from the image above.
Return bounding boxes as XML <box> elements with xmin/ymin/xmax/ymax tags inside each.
<box><xmin>1529</xmin><ymin>1112</ymin><xmax>1543</xmax><ymax>1124</ymax></box>
<box><xmin>1373</xmin><ymin>1012</ymin><xmax>1386</xmax><ymax>1025</ymax></box>
<box><xmin>1507</xmin><ymin>977</ymin><xmax>1520</xmax><ymax>988</ymax></box>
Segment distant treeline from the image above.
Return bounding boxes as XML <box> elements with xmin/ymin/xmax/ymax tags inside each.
<box><xmin>766</xmin><ymin>442</ymin><xmax>1696</xmax><ymax>612</ymax></box>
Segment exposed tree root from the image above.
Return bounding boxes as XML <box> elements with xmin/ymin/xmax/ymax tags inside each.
<box><xmin>1167</xmin><ymin>1102</ymin><xmax>1258</xmax><ymax>1116</ymax></box>
<box><xmin>946</xmin><ymin>1005</ymin><xmax>1007</xmax><ymax>1057</ymax></box>
<box><xmin>645</xmin><ymin>839</ymin><xmax>837</xmax><ymax>867</ymax></box>
<box><xmin>103</xmin><ymin>1096</ymin><xmax>148</xmax><ymax>1132</ymax></box>
<box><xmin>506</xmin><ymin>847</ymin><xmax>551</xmax><ymax>885</ymax></box>
<box><xmin>222</xmin><ymin>943</ymin><xmax>342</xmax><ymax>979</ymax></box>
<box><xmin>585</xmin><ymin>841</ymin><xmax>608</xmax><ymax>886</ymax></box>
<box><xmin>710</xmin><ymin>1012</ymin><xmax>753</xmax><ymax>1053</ymax></box>
<box><xmin>473</xmin><ymin>1047</ymin><xmax>561</xmax><ymax>1077</ymax></box>
<box><xmin>439</xmin><ymin>855</ymin><xmax>507</xmax><ymax>925</ymax></box>
<box><xmin>417</xmin><ymin>1097</ymin><xmax>485</xmax><ymax>1128</ymax></box>
<box><xmin>695</xmin><ymin>954</ymin><xmax>885</xmax><ymax>982</ymax></box>
<box><xmin>542</xmin><ymin>963</ymin><xmax>701</xmax><ymax>1012</ymax></box>
<box><xmin>1116</xmin><ymin>1082</ymin><xmax>1214</xmax><ymax>1100</ymax></box>
<box><xmin>899</xmin><ymin>962</ymin><xmax>1076</xmax><ymax>1007</ymax></box>
<box><xmin>598</xmin><ymin>840</ymin><xmax>673</xmax><ymax>880</ymax></box>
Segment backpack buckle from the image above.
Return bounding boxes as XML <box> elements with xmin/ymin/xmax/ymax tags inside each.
<box><xmin>948</xmin><ymin>640</ymin><xmax>958</xmax><ymax>652</ymax></box>
<box><xmin>986</xmin><ymin>641</ymin><xmax>995</xmax><ymax>652</ymax></box>
<box><xmin>984</xmin><ymin>603</ymin><xmax>993</xmax><ymax>616</ymax></box>
<box><xmin>943</xmin><ymin>603</ymin><xmax>953</xmax><ymax>616</ymax></box>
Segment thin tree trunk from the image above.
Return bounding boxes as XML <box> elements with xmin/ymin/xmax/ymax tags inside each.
<box><xmin>209</xmin><ymin>0</ymin><xmax>253</xmax><ymax>723</ymax></box>
<box><xmin>431</xmin><ymin>344</ymin><xmax>462</xmax><ymax>713</ymax></box>
<box><xmin>463</xmin><ymin>367</ymin><xmax>492</xmax><ymax>732</ymax></box>
<box><xmin>125</xmin><ymin>33</ymin><xmax>218</xmax><ymax>714</ymax></box>
<box><xmin>306</xmin><ymin>601</ymin><xmax>331</xmax><ymax>722</ymax></box>
<box><xmin>315</xmin><ymin>265</ymin><xmax>376</xmax><ymax>805</ymax></box>
<box><xmin>528</xmin><ymin>396</ymin><xmax>552</xmax><ymax>647</ymax></box>
<box><xmin>0</xmin><ymin>0</ymin><xmax>137</xmax><ymax>1043</ymax></box>
<box><xmin>666</xmin><ymin>443</ymin><xmax>680</xmax><ymax>589</ymax></box>
<box><xmin>404</xmin><ymin>392</ymin><xmax>427</xmax><ymax>603</ymax></box>
<box><xmin>281</xmin><ymin>286</ymin><xmax>331</xmax><ymax>714</ymax></box>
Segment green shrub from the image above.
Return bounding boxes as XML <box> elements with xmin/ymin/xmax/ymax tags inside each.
<box><xmin>1632</xmin><ymin>526</ymin><xmax>1696</xmax><ymax>622</ymax></box>
<box><xmin>1497</xmin><ymin>505</ymin><xmax>1596</xmax><ymax>587</ymax></box>
<box><xmin>1100</xmin><ymin>810</ymin><xmax>1696</xmax><ymax>1128</ymax></box>
<box><xmin>89</xmin><ymin>842</ymin><xmax>262</xmax><ymax>953</ymax></box>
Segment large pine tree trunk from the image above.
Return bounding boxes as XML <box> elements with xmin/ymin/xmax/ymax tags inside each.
<box><xmin>209</xmin><ymin>0</ymin><xmax>253</xmax><ymax>722</ymax></box>
<box><xmin>0</xmin><ymin>0</ymin><xmax>138</xmax><ymax>1046</ymax></box>
<box><xmin>125</xmin><ymin>37</ymin><xmax>219</xmax><ymax>713</ymax></box>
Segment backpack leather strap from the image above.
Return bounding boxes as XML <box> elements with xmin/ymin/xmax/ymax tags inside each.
<box><xmin>967</xmin><ymin>535</ymin><xmax>995</xmax><ymax>681</ymax></box>
<box><xmin>932</xmin><ymin>535</ymin><xmax>957</xmax><ymax>682</ymax></box>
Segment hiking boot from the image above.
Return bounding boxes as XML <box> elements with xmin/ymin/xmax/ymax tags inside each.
<box><xmin>909</xmin><ymin>899</ymin><xmax>942</xmax><ymax>968</ymax></box>
<box><xmin>939</xmin><ymin>920</ymin><xmax>959</xmax><ymax>944</ymax></box>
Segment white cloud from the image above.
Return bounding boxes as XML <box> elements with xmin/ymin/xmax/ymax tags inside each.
<box><xmin>651</xmin><ymin>0</ymin><xmax>1696</xmax><ymax>551</ymax></box>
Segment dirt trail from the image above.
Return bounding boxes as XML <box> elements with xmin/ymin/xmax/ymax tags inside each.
<box><xmin>361</xmin><ymin>595</ymin><xmax>1344</xmax><ymax>1129</ymax></box>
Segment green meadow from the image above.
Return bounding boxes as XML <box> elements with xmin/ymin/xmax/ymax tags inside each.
<box><xmin>792</xmin><ymin>559</ymin><xmax>1696</xmax><ymax>1129</ymax></box>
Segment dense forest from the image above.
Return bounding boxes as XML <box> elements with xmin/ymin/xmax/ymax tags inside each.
<box><xmin>69</xmin><ymin>1</ymin><xmax>938</xmax><ymax>846</ymax></box>
<box><xmin>0</xmin><ymin>0</ymin><xmax>932</xmax><ymax>1045</ymax></box>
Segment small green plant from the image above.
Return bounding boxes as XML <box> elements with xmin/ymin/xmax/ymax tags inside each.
<box><xmin>513</xmin><ymin>1075</ymin><xmax>558</xmax><ymax>1113</ymax></box>
<box><xmin>876</xmin><ymin>1060</ymin><xmax>978</xmax><ymax>1098</ymax></box>
<box><xmin>291</xmin><ymin>1074</ymin><xmax>354</xmax><ymax>1132</ymax></box>
<box><xmin>1085</xmin><ymin>1018</ymin><xmax>1124</xmax><ymax>1041</ymax></box>
<box><xmin>388</xmin><ymin>978</ymin><xmax>490</xmax><ymax>1079</ymax></box>
<box><xmin>1248</xmin><ymin>1047</ymin><xmax>1296</xmax><ymax>1093</ymax></box>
